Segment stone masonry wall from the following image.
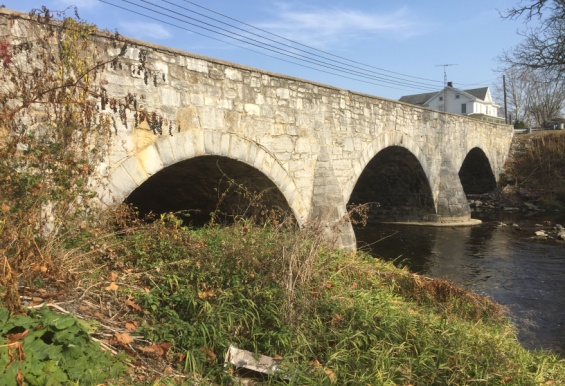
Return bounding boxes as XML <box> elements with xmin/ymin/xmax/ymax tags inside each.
<box><xmin>0</xmin><ymin>9</ymin><xmax>514</xmax><ymax>248</ymax></box>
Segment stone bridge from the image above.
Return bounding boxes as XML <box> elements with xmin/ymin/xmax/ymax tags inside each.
<box><xmin>2</xmin><ymin>9</ymin><xmax>514</xmax><ymax>249</ymax></box>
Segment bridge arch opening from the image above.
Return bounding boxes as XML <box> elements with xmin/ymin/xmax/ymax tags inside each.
<box><xmin>124</xmin><ymin>155</ymin><xmax>296</xmax><ymax>226</ymax></box>
<box><xmin>458</xmin><ymin>147</ymin><xmax>496</xmax><ymax>195</ymax></box>
<box><xmin>347</xmin><ymin>146</ymin><xmax>435</xmax><ymax>223</ymax></box>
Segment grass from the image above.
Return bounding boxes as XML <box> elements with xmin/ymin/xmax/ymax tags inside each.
<box><xmin>1</xmin><ymin>8</ymin><xmax>564</xmax><ymax>382</ymax></box>
<box><xmin>2</xmin><ymin>202</ymin><xmax>565</xmax><ymax>384</ymax></box>
<box><xmin>24</xmin><ymin>209</ymin><xmax>557</xmax><ymax>385</ymax></box>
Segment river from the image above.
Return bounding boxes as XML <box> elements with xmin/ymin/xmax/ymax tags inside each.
<box><xmin>355</xmin><ymin>212</ymin><xmax>565</xmax><ymax>355</ymax></box>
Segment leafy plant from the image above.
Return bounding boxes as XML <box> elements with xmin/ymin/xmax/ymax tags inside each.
<box><xmin>0</xmin><ymin>304</ymin><xmax>126</xmax><ymax>385</ymax></box>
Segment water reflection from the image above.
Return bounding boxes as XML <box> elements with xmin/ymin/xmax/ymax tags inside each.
<box><xmin>356</xmin><ymin>218</ymin><xmax>565</xmax><ymax>355</ymax></box>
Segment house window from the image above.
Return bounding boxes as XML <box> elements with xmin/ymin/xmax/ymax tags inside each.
<box><xmin>461</xmin><ymin>103</ymin><xmax>467</xmax><ymax>114</ymax></box>
<box><xmin>439</xmin><ymin>96</ymin><xmax>443</xmax><ymax>101</ymax></box>
<box><xmin>455</xmin><ymin>95</ymin><xmax>460</xmax><ymax>99</ymax></box>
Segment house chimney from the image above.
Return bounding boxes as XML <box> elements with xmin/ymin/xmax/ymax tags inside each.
<box><xmin>447</xmin><ymin>81</ymin><xmax>453</xmax><ymax>87</ymax></box>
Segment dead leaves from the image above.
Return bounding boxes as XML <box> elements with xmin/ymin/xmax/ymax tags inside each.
<box><xmin>104</xmin><ymin>282</ymin><xmax>119</xmax><ymax>291</ymax></box>
<box><xmin>125</xmin><ymin>299</ymin><xmax>142</xmax><ymax>313</ymax></box>
<box><xmin>308</xmin><ymin>359</ymin><xmax>337</xmax><ymax>383</ymax></box>
<box><xmin>1</xmin><ymin>330</ymin><xmax>29</xmax><ymax>371</ymax></box>
<box><xmin>139</xmin><ymin>342</ymin><xmax>172</xmax><ymax>359</ymax></box>
<box><xmin>108</xmin><ymin>271</ymin><xmax>119</xmax><ymax>282</ymax></box>
<box><xmin>114</xmin><ymin>332</ymin><xmax>134</xmax><ymax>346</ymax></box>
<box><xmin>197</xmin><ymin>289</ymin><xmax>214</xmax><ymax>299</ymax></box>
<box><xmin>199</xmin><ymin>346</ymin><xmax>217</xmax><ymax>363</ymax></box>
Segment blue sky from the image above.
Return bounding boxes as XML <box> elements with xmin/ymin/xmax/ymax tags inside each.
<box><xmin>4</xmin><ymin>1</ymin><xmax>530</xmax><ymax>101</ymax></box>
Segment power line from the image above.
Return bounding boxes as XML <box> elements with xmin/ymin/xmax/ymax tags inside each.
<box><xmin>98</xmin><ymin>0</ymin><xmax>443</xmax><ymax>93</ymax></box>
<box><xmin>99</xmin><ymin>0</ymin><xmax>428</xmax><ymax>92</ymax></box>
<box><xmin>176</xmin><ymin>0</ymin><xmax>442</xmax><ymax>85</ymax></box>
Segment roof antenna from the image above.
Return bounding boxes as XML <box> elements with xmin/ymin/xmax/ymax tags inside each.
<box><xmin>436</xmin><ymin>63</ymin><xmax>458</xmax><ymax>87</ymax></box>
<box><xmin>436</xmin><ymin>64</ymin><xmax>458</xmax><ymax>111</ymax></box>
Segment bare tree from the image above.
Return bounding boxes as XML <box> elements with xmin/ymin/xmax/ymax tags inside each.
<box><xmin>524</xmin><ymin>69</ymin><xmax>565</xmax><ymax>126</ymax></box>
<box><xmin>502</xmin><ymin>1</ymin><xmax>565</xmax><ymax>74</ymax></box>
<box><xmin>494</xmin><ymin>66</ymin><xmax>533</xmax><ymax>126</ymax></box>
<box><xmin>495</xmin><ymin>65</ymin><xmax>565</xmax><ymax>127</ymax></box>
<box><xmin>503</xmin><ymin>0</ymin><xmax>565</xmax><ymax>20</ymax></box>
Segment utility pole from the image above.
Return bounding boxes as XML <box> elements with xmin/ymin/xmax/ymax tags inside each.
<box><xmin>436</xmin><ymin>64</ymin><xmax>458</xmax><ymax>112</ymax></box>
<box><xmin>503</xmin><ymin>74</ymin><xmax>508</xmax><ymax>124</ymax></box>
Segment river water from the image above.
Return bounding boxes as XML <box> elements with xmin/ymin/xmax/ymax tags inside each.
<box><xmin>355</xmin><ymin>212</ymin><xmax>565</xmax><ymax>355</ymax></box>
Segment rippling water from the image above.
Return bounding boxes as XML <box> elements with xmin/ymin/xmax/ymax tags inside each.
<box><xmin>355</xmin><ymin>213</ymin><xmax>565</xmax><ymax>355</ymax></box>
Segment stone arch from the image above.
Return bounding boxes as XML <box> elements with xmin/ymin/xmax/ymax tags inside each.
<box><xmin>458</xmin><ymin>140</ymin><xmax>498</xmax><ymax>176</ymax></box>
<box><xmin>458</xmin><ymin>146</ymin><xmax>497</xmax><ymax>195</ymax></box>
<box><xmin>345</xmin><ymin>131</ymin><xmax>437</xmax><ymax>223</ymax></box>
<box><xmin>344</xmin><ymin>131</ymin><xmax>434</xmax><ymax>205</ymax></box>
<box><xmin>97</xmin><ymin>130</ymin><xmax>309</xmax><ymax>225</ymax></box>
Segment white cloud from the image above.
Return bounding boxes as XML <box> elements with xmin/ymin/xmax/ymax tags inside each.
<box><xmin>119</xmin><ymin>22</ymin><xmax>172</xmax><ymax>40</ymax></box>
<box><xmin>256</xmin><ymin>4</ymin><xmax>428</xmax><ymax>48</ymax></box>
<box><xmin>56</xmin><ymin>0</ymin><xmax>100</xmax><ymax>10</ymax></box>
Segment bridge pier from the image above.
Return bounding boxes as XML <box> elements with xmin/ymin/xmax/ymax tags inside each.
<box><xmin>434</xmin><ymin>160</ymin><xmax>474</xmax><ymax>223</ymax></box>
<box><xmin>308</xmin><ymin>146</ymin><xmax>357</xmax><ymax>250</ymax></box>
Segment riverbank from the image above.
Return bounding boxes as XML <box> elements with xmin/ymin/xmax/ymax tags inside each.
<box><xmin>467</xmin><ymin>130</ymin><xmax>565</xmax><ymax>242</ymax></box>
<box><xmin>2</xmin><ymin>211</ymin><xmax>565</xmax><ymax>384</ymax></box>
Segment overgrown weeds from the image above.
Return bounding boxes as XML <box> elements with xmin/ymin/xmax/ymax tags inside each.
<box><xmin>1</xmin><ymin>7</ymin><xmax>565</xmax><ymax>385</ymax></box>
<box><xmin>503</xmin><ymin>131</ymin><xmax>565</xmax><ymax>209</ymax></box>
<box><xmin>79</xmin><ymin>211</ymin><xmax>563</xmax><ymax>384</ymax></box>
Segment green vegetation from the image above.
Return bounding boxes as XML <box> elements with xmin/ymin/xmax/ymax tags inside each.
<box><xmin>5</xmin><ymin>207</ymin><xmax>565</xmax><ymax>384</ymax></box>
<box><xmin>1</xmin><ymin>7</ymin><xmax>565</xmax><ymax>386</ymax></box>
<box><xmin>0</xmin><ymin>305</ymin><xmax>126</xmax><ymax>385</ymax></box>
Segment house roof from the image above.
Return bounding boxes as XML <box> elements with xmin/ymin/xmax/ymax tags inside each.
<box><xmin>398</xmin><ymin>92</ymin><xmax>438</xmax><ymax>106</ymax></box>
<box><xmin>463</xmin><ymin>87</ymin><xmax>489</xmax><ymax>100</ymax></box>
<box><xmin>399</xmin><ymin>86</ymin><xmax>490</xmax><ymax>105</ymax></box>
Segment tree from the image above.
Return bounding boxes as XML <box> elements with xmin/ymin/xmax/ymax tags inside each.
<box><xmin>502</xmin><ymin>1</ymin><xmax>565</xmax><ymax>75</ymax></box>
<box><xmin>495</xmin><ymin>65</ymin><xmax>565</xmax><ymax>127</ymax></box>
<box><xmin>526</xmin><ymin>69</ymin><xmax>565</xmax><ymax>126</ymax></box>
<box><xmin>493</xmin><ymin>66</ymin><xmax>533</xmax><ymax>126</ymax></box>
<box><xmin>0</xmin><ymin>7</ymin><xmax>133</xmax><ymax>313</ymax></box>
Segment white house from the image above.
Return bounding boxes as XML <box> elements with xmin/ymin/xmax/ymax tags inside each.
<box><xmin>399</xmin><ymin>83</ymin><xmax>504</xmax><ymax>123</ymax></box>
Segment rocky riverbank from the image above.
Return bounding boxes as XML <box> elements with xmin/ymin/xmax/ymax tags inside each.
<box><xmin>466</xmin><ymin>130</ymin><xmax>565</xmax><ymax>243</ymax></box>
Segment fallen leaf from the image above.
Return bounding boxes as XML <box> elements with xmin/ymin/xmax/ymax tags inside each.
<box><xmin>164</xmin><ymin>366</ymin><xmax>173</xmax><ymax>375</ymax></box>
<box><xmin>78</xmin><ymin>305</ymin><xmax>90</xmax><ymax>313</ymax></box>
<box><xmin>324</xmin><ymin>368</ymin><xmax>337</xmax><ymax>383</ymax></box>
<box><xmin>125</xmin><ymin>299</ymin><xmax>143</xmax><ymax>312</ymax></box>
<box><xmin>139</xmin><ymin>345</ymin><xmax>158</xmax><ymax>354</ymax></box>
<box><xmin>1</xmin><ymin>203</ymin><xmax>10</xmax><ymax>212</ymax></box>
<box><xmin>7</xmin><ymin>330</ymin><xmax>29</xmax><ymax>344</ymax></box>
<box><xmin>94</xmin><ymin>312</ymin><xmax>106</xmax><ymax>319</ymax></box>
<box><xmin>325</xmin><ymin>282</ymin><xmax>334</xmax><ymax>289</ymax></box>
<box><xmin>199</xmin><ymin>346</ymin><xmax>216</xmax><ymax>362</ymax></box>
<box><xmin>105</xmin><ymin>282</ymin><xmax>119</xmax><ymax>291</ymax></box>
<box><xmin>114</xmin><ymin>332</ymin><xmax>134</xmax><ymax>345</ymax></box>
<box><xmin>273</xmin><ymin>353</ymin><xmax>283</xmax><ymax>360</ymax></box>
<box><xmin>308</xmin><ymin>359</ymin><xmax>322</xmax><ymax>369</ymax></box>
<box><xmin>125</xmin><ymin>321</ymin><xmax>138</xmax><ymax>331</ymax></box>
<box><xmin>144</xmin><ymin>286</ymin><xmax>151</xmax><ymax>293</ymax></box>
<box><xmin>198</xmin><ymin>289</ymin><xmax>214</xmax><ymax>299</ymax></box>
<box><xmin>159</xmin><ymin>342</ymin><xmax>172</xmax><ymax>358</ymax></box>
<box><xmin>108</xmin><ymin>271</ymin><xmax>119</xmax><ymax>282</ymax></box>
<box><xmin>16</xmin><ymin>369</ymin><xmax>25</xmax><ymax>386</ymax></box>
